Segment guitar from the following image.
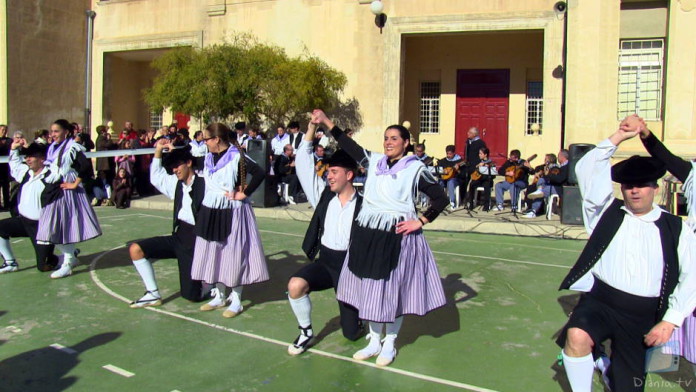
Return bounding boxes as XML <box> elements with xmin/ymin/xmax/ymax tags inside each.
<box><xmin>471</xmin><ymin>160</ymin><xmax>496</xmax><ymax>181</ymax></box>
<box><xmin>315</xmin><ymin>161</ymin><xmax>329</xmax><ymax>178</ymax></box>
<box><xmin>440</xmin><ymin>161</ymin><xmax>467</xmax><ymax>180</ymax></box>
<box><xmin>504</xmin><ymin>154</ymin><xmax>537</xmax><ymax>183</ymax></box>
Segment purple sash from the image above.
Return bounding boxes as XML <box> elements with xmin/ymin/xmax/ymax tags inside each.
<box><xmin>204</xmin><ymin>147</ymin><xmax>238</xmax><ymax>174</ymax></box>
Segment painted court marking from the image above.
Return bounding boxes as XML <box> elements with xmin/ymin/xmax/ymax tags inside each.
<box><xmin>89</xmin><ymin>246</ymin><xmax>498</xmax><ymax>392</ymax></box>
<box><xmin>102</xmin><ymin>364</ymin><xmax>135</xmax><ymax>378</ymax></box>
<box><xmin>50</xmin><ymin>343</ymin><xmax>77</xmax><ymax>354</ymax></box>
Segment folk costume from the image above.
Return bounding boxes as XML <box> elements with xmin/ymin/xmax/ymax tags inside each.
<box><xmin>38</xmin><ymin>137</ymin><xmax>101</xmax><ymax>278</ymax></box>
<box><xmin>190</xmin><ymin>144</ymin><xmax>268</xmax><ymax>317</ymax></box>
<box><xmin>641</xmin><ymin>132</ymin><xmax>696</xmax><ymax>365</ymax></box>
<box><xmin>0</xmin><ymin>144</ymin><xmax>58</xmax><ymax>273</ymax></box>
<box><xmin>330</xmin><ymin>125</ymin><xmax>448</xmax><ymax>366</ymax></box>
<box><xmin>557</xmin><ymin>139</ymin><xmax>696</xmax><ymax>392</ymax></box>
<box><xmin>129</xmin><ymin>146</ymin><xmax>208</xmax><ymax>308</ymax></box>
<box><xmin>287</xmin><ymin>141</ymin><xmax>363</xmax><ymax>355</ymax></box>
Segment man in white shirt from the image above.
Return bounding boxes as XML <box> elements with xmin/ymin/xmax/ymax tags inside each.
<box><xmin>234</xmin><ymin>122</ymin><xmax>249</xmax><ymax>148</ymax></box>
<box><xmin>128</xmin><ymin>141</ymin><xmax>208</xmax><ymax>308</ymax></box>
<box><xmin>557</xmin><ymin>116</ymin><xmax>696</xmax><ymax>392</ymax></box>
<box><xmin>287</xmin><ymin>121</ymin><xmax>304</xmax><ymax>152</ymax></box>
<box><xmin>0</xmin><ymin>141</ymin><xmax>58</xmax><ymax>273</ymax></box>
<box><xmin>286</xmin><ymin>121</ymin><xmax>363</xmax><ymax>356</ymax></box>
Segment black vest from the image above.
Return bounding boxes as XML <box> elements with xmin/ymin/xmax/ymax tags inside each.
<box><xmin>172</xmin><ymin>175</ymin><xmax>205</xmax><ymax>233</ymax></box>
<box><xmin>560</xmin><ymin>198</ymin><xmax>682</xmax><ymax>318</ymax></box>
<box><xmin>301</xmin><ymin>187</ymin><xmax>362</xmax><ymax>260</ymax></box>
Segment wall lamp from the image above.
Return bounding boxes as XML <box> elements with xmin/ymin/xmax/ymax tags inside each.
<box><xmin>370</xmin><ymin>1</ymin><xmax>387</xmax><ymax>34</ymax></box>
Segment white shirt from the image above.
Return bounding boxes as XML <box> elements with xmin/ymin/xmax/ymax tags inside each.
<box><xmin>9</xmin><ymin>150</ymin><xmax>47</xmax><ymax>221</ymax></box>
<box><xmin>189</xmin><ymin>140</ymin><xmax>208</xmax><ymax>157</ymax></box>
<box><xmin>150</xmin><ymin>158</ymin><xmax>196</xmax><ymax>226</ymax></box>
<box><xmin>295</xmin><ymin>140</ymin><xmax>357</xmax><ymax>251</ymax></box>
<box><xmin>271</xmin><ymin>134</ymin><xmax>290</xmax><ymax>155</ymax></box>
<box><xmin>574</xmin><ymin>139</ymin><xmax>696</xmax><ymax>327</ymax></box>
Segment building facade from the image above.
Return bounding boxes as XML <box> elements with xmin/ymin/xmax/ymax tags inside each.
<box><xmin>1</xmin><ymin>0</ymin><xmax>695</xmax><ymax>161</ymax></box>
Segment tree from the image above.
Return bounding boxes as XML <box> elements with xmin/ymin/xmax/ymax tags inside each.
<box><xmin>144</xmin><ymin>35</ymin><xmax>347</xmax><ymax>127</ymax></box>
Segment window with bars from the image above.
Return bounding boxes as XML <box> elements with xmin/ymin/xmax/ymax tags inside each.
<box><xmin>419</xmin><ymin>82</ymin><xmax>440</xmax><ymax>134</ymax></box>
<box><xmin>525</xmin><ymin>81</ymin><xmax>543</xmax><ymax>135</ymax></box>
<box><xmin>149</xmin><ymin>109</ymin><xmax>163</xmax><ymax>129</ymax></box>
<box><xmin>617</xmin><ymin>39</ymin><xmax>664</xmax><ymax>121</ymax></box>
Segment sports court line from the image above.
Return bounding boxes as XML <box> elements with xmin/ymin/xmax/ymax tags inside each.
<box><xmin>102</xmin><ymin>364</ymin><xmax>135</xmax><ymax>378</ymax></box>
<box><xmin>89</xmin><ymin>246</ymin><xmax>499</xmax><ymax>392</ymax></box>
<box><xmin>50</xmin><ymin>343</ymin><xmax>77</xmax><ymax>354</ymax></box>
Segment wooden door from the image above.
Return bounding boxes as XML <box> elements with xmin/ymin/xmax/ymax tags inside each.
<box><xmin>455</xmin><ymin>69</ymin><xmax>510</xmax><ymax>168</ymax></box>
<box><xmin>174</xmin><ymin>112</ymin><xmax>191</xmax><ymax>129</ymax></box>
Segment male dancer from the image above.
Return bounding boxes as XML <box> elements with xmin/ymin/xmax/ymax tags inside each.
<box><xmin>0</xmin><ymin>141</ymin><xmax>58</xmax><ymax>273</ymax></box>
<box><xmin>128</xmin><ymin>141</ymin><xmax>208</xmax><ymax>308</ymax></box>
<box><xmin>557</xmin><ymin>116</ymin><xmax>696</xmax><ymax>391</ymax></box>
<box><xmin>286</xmin><ymin>120</ymin><xmax>362</xmax><ymax>355</ymax></box>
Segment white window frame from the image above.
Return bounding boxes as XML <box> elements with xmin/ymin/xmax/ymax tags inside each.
<box><xmin>419</xmin><ymin>81</ymin><xmax>440</xmax><ymax>134</ymax></box>
<box><xmin>525</xmin><ymin>81</ymin><xmax>543</xmax><ymax>135</ymax></box>
<box><xmin>617</xmin><ymin>39</ymin><xmax>664</xmax><ymax>121</ymax></box>
<box><xmin>149</xmin><ymin>109</ymin><xmax>163</xmax><ymax>129</ymax></box>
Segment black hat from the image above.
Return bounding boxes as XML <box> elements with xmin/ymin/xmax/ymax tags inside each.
<box><xmin>234</xmin><ymin>122</ymin><xmax>246</xmax><ymax>130</ymax></box>
<box><xmin>324</xmin><ymin>149</ymin><xmax>358</xmax><ymax>171</ymax></box>
<box><xmin>162</xmin><ymin>145</ymin><xmax>194</xmax><ymax>170</ymax></box>
<box><xmin>611</xmin><ymin>155</ymin><xmax>666</xmax><ymax>184</ymax></box>
<box><xmin>23</xmin><ymin>143</ymin><xmax>47</xmax><ymax>158</ymax></box>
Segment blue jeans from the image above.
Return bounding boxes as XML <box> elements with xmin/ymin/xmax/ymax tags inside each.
<box><xmin>439</xmin><ymin>178</ymin><xmax>459</xmax><ymax>205</ymax></box>
<box><xmin>495</xmin><ymin>180</ymin><xmax>527</xmax><ymax>210</ymax></box>
<box><xmin>531</xmin><ymin>179</ymin><xmax>558</xmax><ymax>213</ymax></box>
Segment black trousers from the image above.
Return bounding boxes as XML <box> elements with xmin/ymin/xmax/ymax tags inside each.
<box><xmin>133</xmin><ymin>221</ymin><xmax>205</xmax><ymax>302</ymax></box>
<box><xmin>292</xmin><ymin>246</ymin><xmax>362</xmax><ymax>341</ymax></box>
<box><xmin>557</xmin><ymin>278</ymin><xmax>660</xmax><ymax>392</ymax></box>
<box><xmin>0</xmin><ymin>216</ymin><xmax>57</xmax><ymax>271</ymax></box>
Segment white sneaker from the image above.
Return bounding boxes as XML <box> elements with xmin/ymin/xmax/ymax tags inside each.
<box><xmin>353</xmin><ymin>333</ymin><xmax>382</xmax><ymax>361</ymax></box>
<box><xmin>527</xmin><ymin>189</ymin><xmax>544</xmax><ymax>200</ymax></box>
<box><xmin>129</xmin><ymin>290</ymin><xmax>162</xmax><ymax>308</ymax></box>
<box><xmin>288</xmin><ymin>196</ymin><xmax>296</xmax><ymax>205</ymax></box>
<box><xmin>0</xmin><ymin>261</ymin><xmax>19</xmax><ymax>274</ymax></box>
<box><xmin>50</xmin><ymin>263</ymin><xmax>72</xmax><ymax>279</ymax></box>
<box><xmin>200</xmin><ymin>288</ymin><xmax>228</xmax><ymax>311</ymax></box>
<box><xmin>376</xmin><ymin>337</ymin><xmax>397</xmax><ymax>367</ymax></box>
<box><xmin>495</xmin><ymin>204</ymin><xmax>504</xmax><ymax>211</ymax></box>
<box><xmin>523</xmin><ymin>211</ymin><xmax>537</xmax><ymax>219</ymax></box>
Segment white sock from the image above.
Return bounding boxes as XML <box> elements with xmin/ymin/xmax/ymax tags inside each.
<box><xmin>0</xmin><ymin>237</ymin><xmax>16</xmax><ymax>262</ymax></box>
<box><xmin>227</xmin><ymin>286</ymin><xmax>243</xmax><ymax>312</ymax></box>
<box><xmin>289</xmin><ymin>294</ymin><xmax>312</xmax><ymax>329</ymax></box>
<box><xmin>360</xmin><ymin>322</ymin><xmax>384</xmax><ymax>354</ymax></box>
<box><xmin>56</xmin><ymin>244</ymin><xmax>77</xmax><ymax>267</ymax></box>
<box><xmin>562</xmin><ymin>350</ymin><xmax>594</xmax><ymax>392</ymax></box>
<box><xmin>381</xmin><ymin>317</ymin><xmax>403</xmax><ymax>354</ymax></box>
<box><xmin>133</xmin><ymin>258</ymin><xmax>158</xmax><ymax>293</ymax></box>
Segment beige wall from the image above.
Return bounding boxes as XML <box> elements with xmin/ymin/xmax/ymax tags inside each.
<box><xmin>103</xmin><ymin>54</ymin><xmax>159</xmax><ymax>132</ymax></box>
<box><xmin>6</xmin><ymin>0</ymin><xmax>90</xmax><ymax>134</ymax></box>
<box><xmin>403</xmin><ymin>31</ymin><xmax>544</xmax><ymax>158</ymax></box>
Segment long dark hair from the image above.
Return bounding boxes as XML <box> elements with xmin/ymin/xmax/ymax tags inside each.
<box><xmin>53</xmin><ymin>119</ymin><xmax>75</xmax><ymax>136</ymax></box>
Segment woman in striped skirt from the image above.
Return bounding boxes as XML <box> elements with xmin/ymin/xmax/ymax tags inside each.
<box><xmin>637</xmin><ymin>117</ymin><xmax>696</xmax><ymax>368</ymax></box>
<box><xmin>191</xmin><ymin>123</ymin><xmax>269</xmax><ymax>318</ymax></box>
<box><xmin>313</xmin><ymin>110</ymin><xmax>449</xmax><ymax>366</ymax></box>
<box><xmin>39</xmin><ymin>119</ymin><xmax>102</xmax><ymax>279</ymax></box>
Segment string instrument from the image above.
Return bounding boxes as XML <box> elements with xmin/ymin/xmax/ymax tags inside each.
<box><xmin>470</xmin><ymin>160</ymin><xmax>495</xmax><ymax>181</ymax></box>
<box><xmin>315</xmin><ymin>160</ymin><xmax>328</xmax><ymax>178</ymax></box>
<box><xmin>440</xmin><ymin>161</ymin><xmax>467</xmax><ymax>180</ymax></box>
<box><xmin>531</xmin><ymin>162</ymin><xmax>561</xmax><ymax>184</ymax></box>
<box><xmin>505</xmin><ymin>154</ymin><xmax>537</xmax><ymax>183</ymax></box>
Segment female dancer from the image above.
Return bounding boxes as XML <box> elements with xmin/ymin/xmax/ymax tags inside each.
<box><xmin>636</xmin><ymin>116</ymin><xmax>696</xmax><ymax>370</ymax></box>
<box><xmin>313</xmin><ymin>110</ymin><xmax>448</xmax><ymax>366</ymax></box>
<box><xmin>39</xmin><ymin>119</ymin><xmax>102</xmax><ymax>278</ymax></box>
<box><xmin>192</xmin><ymin>123</ymin><xmax>268</xmax><ymax>318</ymax></box>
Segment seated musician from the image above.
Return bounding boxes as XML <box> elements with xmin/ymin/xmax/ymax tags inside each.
<box><xmin>465</xmin><ymin>147</ymin><xmax>497</xmax><ymax>211</ymax></box>
<box><xmin>274</xmin><ymin>144</ymin><xmax>302</xmax><ymax>204</ymax></box>
<box><xmin>438</xmin><ymin>145</ymin><xmax>465</xmax><ymax>210</ymax></box>
<box><xmin>494</xmin><ymin>149</ymin><xmax>533</xmax><ymax>211</ymax></box>
<box><xmin>414</xmin><ymin>143</ymin><xmax>434</xmax><ymax>166</ymax></box>
<box><xmin>523</xmin><ymin>149</ymin><xmax>569</xmax><ymax>218</ymax></box>
<box><xmin>314</xmin><ymin>145</ymin><xmax>328</xmax><ymax>179</ymax></box>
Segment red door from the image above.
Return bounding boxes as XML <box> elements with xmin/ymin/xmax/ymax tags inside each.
<box><xmin>174</xmin><ymin>112</ymin><xmax>191</xmax><ymax>129</ymax></box>
<box><xmin>455</xmin><ymin>69</ymin><xmax>510</xmax><ymax>168</ymax></box>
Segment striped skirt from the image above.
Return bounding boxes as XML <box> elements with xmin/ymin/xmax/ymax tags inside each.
<box><xmin>37</xmin><ymin>176</ymin><xmax>102</xmax><ymax>245</ymax></box>
<box><xmin>191</xmin><ymin>203</ymin><xmax>269</xmax><ymax>288</ymax></box>
<box><xmin>336</xmin><ymin>230</ymin><xmax>446</xmax><ymax>323</ymax></box>
<box><xmin>664</xmin><ymin>314</ymin><xmax>696</xmax><ymax>363</ymax></box>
